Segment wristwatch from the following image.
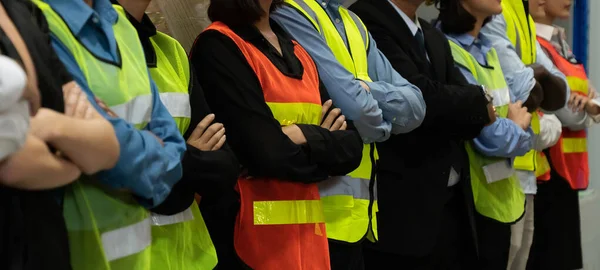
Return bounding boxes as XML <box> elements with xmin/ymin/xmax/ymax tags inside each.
<box><xmin>479</xmin><ymin>85</ymin><xmax>493</xmax><ymax>104</ymax></box>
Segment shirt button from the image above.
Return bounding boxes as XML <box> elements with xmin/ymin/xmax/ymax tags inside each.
<box><xmin>335</xmin><ymin>18</ymin><xmax>341</xmax><ymax>24</ymax></box>
<box><xmin>321</xmin><ymin>2</ymin><xmax>327</xmax><ymax>6</ymax></box>
<box><xmin>92</xmin><ymin>16</ymin><xmax>100</xmax><ymax>24</ymax></box>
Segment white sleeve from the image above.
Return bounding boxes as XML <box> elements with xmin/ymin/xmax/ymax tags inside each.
<box><xmin>0</xmin><ymin>55</ymin><xmax>29</xmax><ymax>160</ymax></box>
<box><xmin>534</xmin><ymin>113</ymin><xmax>562</xmax><ymax>151</ymax></box>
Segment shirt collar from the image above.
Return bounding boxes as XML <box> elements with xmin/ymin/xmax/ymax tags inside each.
<box><xmin>44</xmin><ymin>0</ymin><xmax>118</xmax><ymax>36</ymax></box>
<box><xmin>387</xmin><ymin>0</ymin><xmax>421</xmax><ymax>36</ymax></box>
<box><xmin>535</xmin><ymin>23</ymin><xmax>555</xmax><ymax>41</ymax></box>
<box><xmin>446</xmin><ymin>32</ymin><xmax>493</xmax><ymax>54</ymax></box>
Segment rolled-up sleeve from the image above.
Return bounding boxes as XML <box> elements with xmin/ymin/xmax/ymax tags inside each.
<box><xmin>481</xmin><ymin>15</ymin><xmax>536</xmax><ymax>103</ymax></box>
<box><xmin>458</xmin><ymin>65</ymin><xmax>534</xmax><ymax>157</ymax></box>
<box><xmin>52</xmin><ymin>38</ymin><xmax>186</xmax><ymax>208</ymax></box>
<box><xmin>365</xmin><ymin>34</ymin><xmax>426</xmax><ymax>134</ymax></box>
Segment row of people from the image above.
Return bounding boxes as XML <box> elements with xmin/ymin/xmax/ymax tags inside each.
<box><xmin>0</xmin><ymin>0</ymin><xmax>595</xmax><ymax>269</ymax></box>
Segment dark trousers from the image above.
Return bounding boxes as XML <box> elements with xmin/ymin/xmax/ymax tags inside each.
<box><xmin>363</xmin><ymin>186</ymin><xmax>475</xmax><ymax>270</ymax></box>
<box><xmin>527</xmin><ymin>174</ymin><xmax>583</xmax><ymax>270</ymax></box>
<box><xmin>475</xmin><ymin>212</ymin><xmax>512</xmax><ymax>270</ymax></box>
<box><xmin>329</xmin><ymin>240</ymin><xmax>365</xmax><ymax>270</ymax></box>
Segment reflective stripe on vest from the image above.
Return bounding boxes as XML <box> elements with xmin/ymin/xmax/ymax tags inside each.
<box><xmin>150</xmin><ymin>207</ymin><xmax>194</xmax><ymax>226</ymax></box>
<box><xmin>34</xmin><ymin>2</ymin><xmax>154</xmax><ymax>267</ymax></box>
<box><xmin>538</xmin><ymin>37</ymin><xmax>590</xmax><ymax>190</ymax></box>
<box><xmin>102</xmin><ymin>217</ymin><xmax>152</xmax><ymax>262</ymax></box>
<box><xmin>284</xmin><ymin>0</ymin><xmax>379</xmax><ymax>243</ymax></box>
<box><xmin>204</xmin><ymin>22</ymin><xmax>330</xmax><ymax>270</ymax></box>
<box><xmin>449</xmin><ymin>41</ymin><xmax>525</xmax><ymax>223</ymax></box>
<box><xmin>254</xmin><ymin>200</ymin><xmax>326</xmax><ymax>225</ymax></box>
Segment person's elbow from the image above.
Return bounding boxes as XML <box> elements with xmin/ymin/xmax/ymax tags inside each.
<box><xmin>389</xmin><ymin>104</ymin><xmax>425</xmax><ymax>134</ymax></box>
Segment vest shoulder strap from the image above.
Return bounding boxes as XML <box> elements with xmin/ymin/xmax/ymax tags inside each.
<box><xmin>151</xmin><ymin>31</ymin><xmax>190</xmax><ymax>86</ymax></box>
<box><xmin>283</xmin><ymin>0</ymin><xmax>369</xmax><ymax>51</ymax></box>
<box><xmin>345</xmin><ymin>10</ymin><xmax>370</xmax><ymax>51</ymax></box>
<box><xmin>448</xmin><ymin>40</ymin><xmax>479</xmax><ymax>81</ymax></box>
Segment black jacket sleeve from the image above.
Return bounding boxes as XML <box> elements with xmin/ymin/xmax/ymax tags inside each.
<box><xmin>188</xmin><ymin>30</ymin><xmax>362</xmax><ymax>184</ymax></box>
<box><xmin>151</xmin><ymin>69</ymin><xmax>239</xmax><ymax>215</ymax></box>
<box><xmin>354</xmin><ymin>15</ymin><xmax>490</xmax><ymax>140</ymax></box>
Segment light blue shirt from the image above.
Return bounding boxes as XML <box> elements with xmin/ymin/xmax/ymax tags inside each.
<box><xmin>45</xmin><ymin>0</ymin><xmax>186</xmax><ymax>208</ymax></box>
<box><xmin>481</xmin><ymin>14</ymin><xmax>570</xmax><ymax>106</ymax></box>
<box><xmin>445</xmin><ymin>32</ymin><xmax>533</xmax><ymax>158</ymax></box>
<box><xmin>481</xmin><ymin>14</ymin><xmax>571</xmax><ymax>194</ymax></box>
<box><xmin>272</xmin><ymin>0</ymin><xmax>426</xmax><ymax>143</ymax></box>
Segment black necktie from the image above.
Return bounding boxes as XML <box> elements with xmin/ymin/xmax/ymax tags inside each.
<box><xmin>415</xmin><ymin>29</ymin><xmax>427</xmax><ymax>59</ymax></box>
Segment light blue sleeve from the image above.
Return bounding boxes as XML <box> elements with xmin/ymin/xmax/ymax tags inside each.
<box><xmin>272</xmin><ymin>7</ymin><xmax>391</xmax><ymax>143</ymax></box>
<box><xmin>364</xmin><ymin>34</ymin><xmax>426</xmax><ymax>134</ymax></box>
<box><xmin>51</xmin><ymin>37</ymin><xmax>185</xmax><ymax>208</ymax></box>
<box><xmin>481</xmin><ymin>15</ymin><xmax>536</xmax><ymax>103</ymax></box>
<box><xmin>457</xmin><ymin>66</ymin><xmax>478</xmax><ymax>85</ymax></box>
<box><xmin>456</xmin><ymin>62</ymin><xmax>533</xmax><ymax>157</ymax></box>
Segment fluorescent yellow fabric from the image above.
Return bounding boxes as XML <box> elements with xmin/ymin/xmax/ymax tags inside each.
<box><xmin>148</xmin><ymin>32</ymin><xmax>191</xmax><ymax>135</ymax></box>
<box><xmin>284</xmin><ymin>0</ymin><xmax>378</xmax><ymax>243</ymax></box>
<box><xmin>150</xmin><ymin>203</ymin><xmax>217</xmax><ymax>270</ymax></box>
<box><xmin>449</xmin><ymin>41</ymin><xmax>525</xmax><ymax>223</ymax></box>
<box><xmin>253</xmin><ymin>200</ymin><xmax>326</xmax><ymax>225</ymax></box>
<box><xmin>143</xmin><ymin>30</ymin><xmax>218</xmax><ymax>269</ymax></box>
<box><xmin>502</xmin><ymin>0</ymin><xmax>545</xmax><ymax>173</ymax></box>
<box><xmin>266</xmin><ymin>102</ymin><xmax>322</xmax><ymax>126</ymax></box>
<box><xmin>34</xmin><ymin>2</ymin><xmax>154</xmax><ymax>269</ymax></box>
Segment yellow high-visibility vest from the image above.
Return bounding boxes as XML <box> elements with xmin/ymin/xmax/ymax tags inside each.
<box><xmin>284</xmin><ymin>0</ymin><xmax>379</xmax><ymax>243</ymax></box>
<box><xmin>143</xmin><ymin>29</ymin><xmax>219</xmax><ymax>270</ymax></box>
<box><xmin>34</xmin><ymin>2</ymin><xmax>153</xmax><ymax>269</ymax></box>
<box><xmin>449</xmin><ymin>41</ymin><xmax>525</xmax><ymax>223</ymax></box>
<box><xmin>502</xmin><ymin>0</ymin><xmax>549</xmax><ymax>174</ymax></box>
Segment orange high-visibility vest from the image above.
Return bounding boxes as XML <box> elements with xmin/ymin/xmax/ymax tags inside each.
<box><xmin>538</xmin><ymin>37</ymin><xmax>589</xmax><ymax>190</ymax></box>
<box><xmin>203</xmin><ymin>22</ymin><xmax>330</xmax><ymax>270</ymax></box>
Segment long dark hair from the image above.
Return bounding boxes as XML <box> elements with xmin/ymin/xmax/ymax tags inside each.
<box><xmin>208</xmin><ymin>0</ymin><xmax>284</xmax><ymax>27</ymax></box>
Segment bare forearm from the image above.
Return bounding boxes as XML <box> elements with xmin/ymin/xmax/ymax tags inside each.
<box><xmin>0</xmin><ymin>134</ymin><xmax>81</xmax><ymax>189</ymax></box>
<box><xmin>49</xmin><ymin>118</ymin><xmax>119</xmax><ymax>174</ymax></box>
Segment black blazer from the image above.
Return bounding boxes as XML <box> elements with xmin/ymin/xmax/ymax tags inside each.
<box><xmin>350</xmin><ymin>0</ymin><xmax>490</xmax><ymax>257</ymax></box>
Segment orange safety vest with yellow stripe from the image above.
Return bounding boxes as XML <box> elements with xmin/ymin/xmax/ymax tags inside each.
<box><xmin>284</xmin><ymin>0</ymin><xmax>379</xmax><ymax>244</ymax></box>
<box><xmin>537</xmin><ymin>37</ymin><xmax>589</xmax><ymax>190</ymax></box>
<box><xmin>502</xmin><ymin>0</ymin><xmax>550</xmax><ymax>177</ymax></box>
<box><xmin>203</xmin><ymin>22</ymin><xmax>330</xmax><ymax>270</ymax></box>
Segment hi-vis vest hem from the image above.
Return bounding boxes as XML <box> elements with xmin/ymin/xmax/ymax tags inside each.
<box><xmin>449</xmin><ymin>40</ymin><xmax>525</xmax><ymax>223</ymax></box>
<box><xmin>34</xmin><ymin>2</ymin><xmax>157</xmax><ymax>269</ymax></box>
<box><xmin>538</xmin><ymin>37</ymin><xmax>590</xmax><ymax>190</ymax></box>
<box><xmin>284</xmin><ymin>0</ymin><xmax>379</xmax><ymax>243</ymax></box>
<box><xmin>204</xmin><ymin>22</ymin><xmax>330</xmax><ymax>270</ymax></box>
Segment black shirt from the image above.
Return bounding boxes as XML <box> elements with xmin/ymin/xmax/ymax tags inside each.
<box><xmin>190</xmin><ymin>20</ymin><xmax>363</xmax><ymax>183</ymax></box>
<box><xmin>189</xmin><ymin>20</ymin><xmax>363</xmax><ymax>268</ymax></box>
<box><xmin>0</xmin><ymin>1</ymin><xmax>72</xmax><ymax>269</ymax></box>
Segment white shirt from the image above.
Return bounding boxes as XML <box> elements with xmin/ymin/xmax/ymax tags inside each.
<box><xmin>0</xmin><ymin>55</ymin><xmax>29</xmax><ymax>161</ymax></box>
